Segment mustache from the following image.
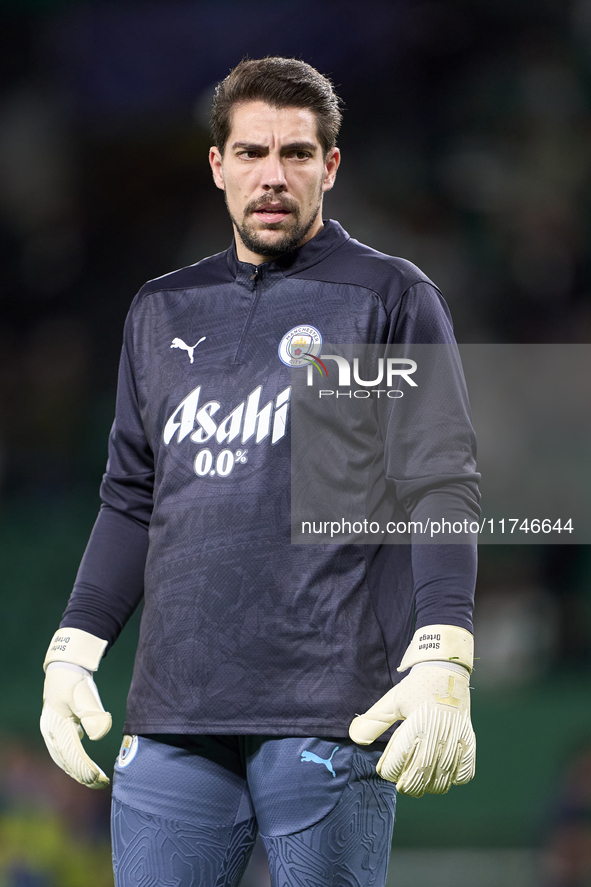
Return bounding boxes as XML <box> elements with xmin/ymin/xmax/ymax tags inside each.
<box><xmin>244</xmin><ymin>196</ymin><xmax>299</xmax><ymax>216</ymax></box>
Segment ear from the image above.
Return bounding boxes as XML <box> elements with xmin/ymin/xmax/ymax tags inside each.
<box><xmin>209</xmin><ymin>146</ymin><xmax>225</xmax><ymax>191</ymax></box>
<box><xmin>322</xmin><ymin>147</ymin><xmax>341</xmax><ymax>193</ymax></box>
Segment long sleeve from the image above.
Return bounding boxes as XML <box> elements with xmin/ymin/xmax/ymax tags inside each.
<box><xmin>60</xmin><ymin>300</ymin><xmax>154</xmax><ymax>648</ymax></box>
<box><xmin>61</xmin><ymin>504</ymin><xmax>148</xmax><ymax>645</ymax></box>
<box><xmin>387</xmin><ymin>281</ymin><xmax>480</xmax><ymax>635</ymax></box>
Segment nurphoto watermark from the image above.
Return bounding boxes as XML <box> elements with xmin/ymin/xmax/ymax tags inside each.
<box><xmin>289</xmin><ymin>344</ymin><xmax>591</xmax><ymax>544</ymax></box>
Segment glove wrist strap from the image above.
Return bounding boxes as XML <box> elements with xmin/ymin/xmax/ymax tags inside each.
<box><xmin>44</xmin><ymin>628</ymin><xmax>107</xmax><ymax>673</ymax></box>
<box><xmin>398</xmin><ymin>624</ymin><xmax>474</xmax><ymax>673</ymax></box>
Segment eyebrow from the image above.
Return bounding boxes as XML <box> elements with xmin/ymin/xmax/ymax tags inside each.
<box><xmin>230</xmin><ymin>141</ymin><xmax>318</xmax><ymax>153</ymax></box>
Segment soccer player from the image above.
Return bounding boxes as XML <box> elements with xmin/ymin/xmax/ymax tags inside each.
<box><xmin>40</xmin><ymin>58</ymin><xmax>479</xmax><ymax>887</ymax></box>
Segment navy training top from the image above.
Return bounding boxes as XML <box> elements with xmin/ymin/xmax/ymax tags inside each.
<box><xmin>62</xmin><ymin>220</ymin><xmax>480</xmax><ymax>737</ymax></box>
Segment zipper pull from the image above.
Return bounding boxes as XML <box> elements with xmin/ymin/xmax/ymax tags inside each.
<box><xmin>250</xmin><ymin>269</ymin><xmax>258</xmax><ymax>281</ymax></box>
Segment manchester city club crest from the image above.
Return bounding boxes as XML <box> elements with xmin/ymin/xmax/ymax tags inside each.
<box><xmin>278</xmin><ymin>325</ymin><xmax>322</xmax><ymax>368</ymax></box>
<box><xmin>117</xmin><ymin>734</ymin><xmax>139</xmax><ymax>768</ymax></box>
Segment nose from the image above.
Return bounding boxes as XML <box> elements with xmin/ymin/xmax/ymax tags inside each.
<box><xmin>260</xmin><ymin>153</ymin><xmax>287</xmax><ymax>191</ymax></box>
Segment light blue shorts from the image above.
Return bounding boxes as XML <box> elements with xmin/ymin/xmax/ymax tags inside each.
<box><xmin>111</xmin><ymin>734</ymin><xmax>397</xmax><ymax>887</ymax></box>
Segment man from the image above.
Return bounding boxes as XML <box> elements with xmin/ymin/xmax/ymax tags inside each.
<box><xmin>40</xmin><ymin>57</ymin><xmax>479</xmax><ymax>887</ymax></box>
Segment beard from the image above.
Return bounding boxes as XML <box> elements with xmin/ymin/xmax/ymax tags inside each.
<box><xmin>227</xmin><ymin>192</ymin><xmax>322</xmax><ymax>259</ymax></box>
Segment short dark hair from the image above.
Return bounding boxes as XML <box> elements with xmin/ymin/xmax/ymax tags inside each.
<box><xmin>211</xmin><ymin>57</ymin><xmax>342</xmax><ymax>156</ymax></box>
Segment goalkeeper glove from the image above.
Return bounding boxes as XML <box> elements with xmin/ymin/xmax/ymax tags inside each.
<box><xmin>40</xmin><ymin>628</ymin><xmax>111</xmax><ymax>789</ymax></box>
<box><xmin>349</xmin><ymin>624</ymin><xmax>476</xmax><ymax>798</ymax></box>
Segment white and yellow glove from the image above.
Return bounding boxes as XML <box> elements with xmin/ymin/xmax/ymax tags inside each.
<box><xmin>349</xmin><ymin>624</ymin><xmax>476</xmax><ymax>798</ymax></box>
<box><xmin>40</xmin><ymin>628</ymin><xmax>111</xmax><ymax>789</ymax></box>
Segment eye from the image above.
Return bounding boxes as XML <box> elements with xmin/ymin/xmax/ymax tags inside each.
<box><xmin>237</xmin><ymin>150</ymin><xmax>261</xmax><ymax>159</ymax></box>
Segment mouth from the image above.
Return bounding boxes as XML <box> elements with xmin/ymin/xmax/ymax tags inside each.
<box><xmin>251</xmin><ymin>205</ymin><xmax>292</xmax><ymax>225</ymax></box>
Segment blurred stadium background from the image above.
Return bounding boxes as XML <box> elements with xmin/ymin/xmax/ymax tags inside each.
<box><xmin>1</xmin><ymin>0</ymin><xmax>591</xmax><ymax>884</ymax></box>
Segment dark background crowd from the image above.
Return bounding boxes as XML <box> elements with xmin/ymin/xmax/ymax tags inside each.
<box><xmin>1</xmin><ymin>0</ymin><xmax>591</xmax><ymax>884</ymax></box>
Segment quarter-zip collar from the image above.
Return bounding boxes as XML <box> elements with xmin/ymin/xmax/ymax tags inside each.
<box><xmin>226</xmin><ymin>219</ymin><xmax>351</xmax><ymax>287</ymax></box>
